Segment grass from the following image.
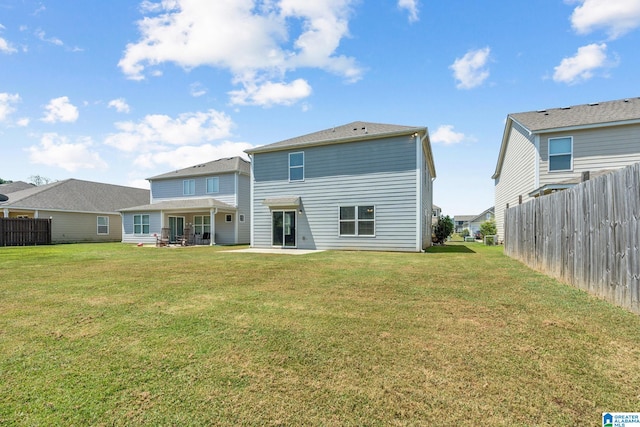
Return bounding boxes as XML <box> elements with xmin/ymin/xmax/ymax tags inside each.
<box><xmin>1</xmin><ymin>242</ymin><xmax>639</xmax><ymax>426</ymax></box>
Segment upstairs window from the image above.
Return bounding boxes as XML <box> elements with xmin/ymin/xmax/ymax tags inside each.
<box><xmin>206</xmin><ymin>177</ymin><xmax>219</xmax><ymax>193</ymax></box>
<box><xmin>549</xmin><ymin>137</ymin><xmax>572</xmax><ymax>171</ymax></box>
<box><xmin>289</xmin><ymin>152</ymin><xmax>304</xmax><ymax>181</ymax></box>
<box><xmin>183</xmin><ymin>179</ymin><xmax>195</xmax><ymax>195</ymax></box>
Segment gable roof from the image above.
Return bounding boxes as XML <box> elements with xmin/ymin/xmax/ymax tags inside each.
<box><xmin>246</xmin><ymin>121</ymin><xmax>426</xmax><ymax>154</ymax></box>
<box><xmin>0</xmin><ymin>179</ymin><xmax>150</xmax><ymax>213</ymax></box>
<box><xmin>148</xmin><ymin>156</ymin><xmax>250</xmax><ymax>181</ymax></box>
<box><xmin>469</xmin><ymin>207</ymin><xmax>495</xmax><ymax>223</ymax></box>
<box><xmin>493</xmin><ymin>97</ymin><xmax>640</xmax><ymax>179</ymax></box>
<box><xmin>0</xmin><ymin>181</ymin><xmax>35</xmax><ymax>194</ymax></box>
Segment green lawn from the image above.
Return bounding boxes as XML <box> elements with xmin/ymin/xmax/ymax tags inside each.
<box><xmin>1</xmin><ymin>243</ymin><xmax>639</xmax><ymax>426</ymax></box>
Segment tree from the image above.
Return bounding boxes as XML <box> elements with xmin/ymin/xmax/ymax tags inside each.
<box><xmin>433</xmin><ymin>215</ymin><xmax>454</xmax><ymax>244</ymax></box>
<box><xmin>479</xmin><ymin>219</ymin><xmax>497</xmax><ymax>238</ymax></box>
<box><xmin>28</xmin><ymin>175</ymin><xmax>54</xmax><ymax>186</ymax></box>
<box><xmin>0</xmin><ymin>178</ymin><xmax>13</xmax><ymax>184</ymax></box>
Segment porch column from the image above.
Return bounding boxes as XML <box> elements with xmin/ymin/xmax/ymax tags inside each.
<box><xmin>210</xmin><ymin>208</ymin><xmax>216</xmax><ymax>246</ymax></box>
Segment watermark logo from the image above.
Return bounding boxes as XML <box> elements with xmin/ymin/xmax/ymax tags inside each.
<box><xmin>603</xmin><ymin>412</ymin><xmax>640</xmax><ymax>427</ymax></box>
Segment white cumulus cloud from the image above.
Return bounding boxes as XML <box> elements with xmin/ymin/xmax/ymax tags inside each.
<box><xmin>431</xmin><ymin>125</ymin><xmax>474</xmax><ymax>145</ymax></box>
<box><xmin>104</xmin><ymin>109</ymin><xmax>234</xmax><ymax>153</ymax></box>
<box><xmin>42</xmin><ymin>96</ymin><xmax>79</xmax><ymax>123</ymax></box>
<box><xmin>0</xmin><ymin>24</ymin><xmax>17</xmax><ymax>54</ymax></box>
<box><xmin>398</xmin><ymin>0</ymin><xmax>419</xmax><ymax>22</ymax></box>
<box><xmin>0</xmin><ymin>92</ymin><xmax>20</xmax><ymax>122</ymax></box>
<box><xmin>450</xmin><ymin>47</ymin><xmax>491</xmax><ymax>89</ymax></box>
<box><xmin>553</xmin><ymin>43</ymin><xmax>610</xmax><ymax>84</ymax></box>
<box><xmin>133</xmin><ymin>141</ymin><xmax>254</xmax><ymax>170</ymax></box>
<box><xmin>118</xmin><ymin>0</ymin><xmax>362</xmax><ymax>106</ymax></box>
<box><xmin>229</xmin><ymin>78</ymin><xmax>312</xmax><ymax>107</ymax></box>
<box><xmin>570</xmin><ymin>0</ymin><xmax>640</xmax><ymax>39</ymax></box>
<box><xmin>27</xmin><ymin>133</ymin><xmax>108</xmax><ymax>172</ymax></box>
<box><xmin>108</xmin><ymin>98</ymin><xmax>131</xmax><ymax>113</ymax></box>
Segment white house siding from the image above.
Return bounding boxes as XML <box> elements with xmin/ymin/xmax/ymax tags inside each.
<box><xmin>151</xmin><ymin>173</ymin><xmax>237</xmax><ymax>206</ymax></box>
<box><xmin>494</xmin><ymin>122</ymin><xmax>537</xmax><ymax>241</ymax></box>
<box><xmin>538</xmin><ymin>123</ymin><xmax>640</xmax><ymax>186</ymax></box>
<box><xmin>420</xmin><ymin>147</ymin><xmax>433</xmax><ymax>250</ymax></box>
<box><xmin>121</xmin><ymin>211</ymin><xmax>162</xmax><ymax>245</ymax></box>
<box><xmin>252</xmin><ymin>135</ymin><xmax>422</xmax><ymax>252</ymax></box>
<box><xmin>38</xmin><ymin>211</ymin><xmax>123</xmax><ymax>243</ymax></box>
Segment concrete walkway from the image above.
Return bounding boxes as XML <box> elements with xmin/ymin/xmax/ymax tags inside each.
<box><xmin>226</xmin><ymin>248</ymin><xmax>325</xmax><ymax>255</ymax></box>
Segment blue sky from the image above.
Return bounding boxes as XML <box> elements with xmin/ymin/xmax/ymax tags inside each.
<box><xmin>1</xmin><ymin>0</ymin><xmax>640</xmax><ymax>216</ymax></box>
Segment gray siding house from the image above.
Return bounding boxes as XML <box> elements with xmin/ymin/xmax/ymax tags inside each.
<box><xmin>0</xmin><ymin>179</ymin><xmax>150</xmax><ymax>243</ymax></box>
<box><xmin>120</xmin><ymin>157</ymin><xmax>250</xmax><ymax>245</ymax></box>
<box><xmin>493</xmin><ymin>97</ymin><xmax>640</xmax><ymax>241</ymax></box>
<box><xmin>246</xmin><ymin>121</ymin><xmax>436</xmax><ymax>252</ymax></box>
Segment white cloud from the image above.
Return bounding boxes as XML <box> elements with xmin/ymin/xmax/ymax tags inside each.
<box><xmin>16</xmin><ymin>118</ymin><xmax>30</xmax><ymax>127</ymax></box>
<box><xmin>108</xmin><ymin>98</ymin><xmax>131</xmax><ymax>113</ymax></box>
<box><xmin>42</xmin><ymin>96</ymin><xmax>79</xmax><ymax>123</ymax></box>
<box><xmin>398</xmin><ymin>0</ymin><xmax>419</xmax><ymax>22</ymax></box>
<box><xmin>570</xmin><ymin>0</ymin><xmax>640</xmax><ymax>39</ymax></box>
<box><xmin>431</xmin><ymin>125</ymin><xmax>467</xmax><ymax>145</ymax></box>
<box><xmin>553</xmin><ymin>43</ymin><xmax>610</xmax><ymax>84</ymax></box>
<box><xmin>118</xmin><ymin>0</ymin><xmax>362</xmax><ymax>106</ymax></box>
<box><xmin>0</xmin><ymin>92</ymin><xmax>20</xmax><ymax>122</ymax></box>
<box><xmin>0</xmin><ymin>24</ymin><xmax>17</xmax><ymax>54</ymax></box>
<box><xmin>189</xmin><ymin>82</ymin><xmax>207</xmax><ymax>97</ymax></box>
<box><xmin>228</xmin><ymin>78</ymin><xmax>312</xmax><ymax>106</ymax></box>
<box><xmin>35</xmin><ymin>28</ymin><xmax>63</xmax><ymax>46</ymax></box>
<box><xmin>104</xmin><ymin>109</ymin><xmax>234</xmax><ymax>153</ymax></box>
<box><xmin>27</xmin><ymin>133</ymin><xmax>108</xmax><ymax>172</ymax></box>
<box><xmin>133</xmin><ymin>141</ymin><xmax>254</xmax><ymax>170</ymax></box>
<box><xmin>450</xmin><ymin>47</ymin><xmax>491</xmax><ymax>89</ymax></box>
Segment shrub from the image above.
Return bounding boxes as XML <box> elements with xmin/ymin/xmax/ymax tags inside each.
<box><xmin>433</xmin><ymin>215</ymin><xmax>454</xmax><ymax>244</ymax></box>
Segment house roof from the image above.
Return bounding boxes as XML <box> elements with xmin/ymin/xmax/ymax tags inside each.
<box><xmin>454</xmin><ymin>215</ymin><xmax>475</xmax><ymax>222</ymax></box>
<box><xmin>148</xmin><ymin>156</ymin><xmax>250</xmax><ymax>181</ymax></box>
<box><xmin>469</xmin><ymin>207</ymin><xmax>495</xmax><ymax>223</ymax></box>
<box><xmin>119</xmin><ymin>197</ymin><xmax>235</xmax><ymax>212</ymax></box>
<box><xmin>245</xmin><ymin>121</ymin><xmax>436</xmax><ymax>178</ymax></box>
<box><xmin>0</xmin><ymin>179</ymin><xmax>150</xmax><ymax>213</ymax></box>
<box><xmin>527</xmin><ymin>169</ymin><xmax>615</xmax><ymax>197</ymax></box>
<box><xmin>493</xmin><ymin>97</ymin><xmax>640</xmax><ymax>179</ymax></box>
<box><xmin>0</xmin><ymin>181</ymin><xmax>35</xmax><ymax>194</ymax></box>
<box><xmin>246</xmin><ymin>121</ymin><xmax>426</xmax><ymax>153</ymax></box>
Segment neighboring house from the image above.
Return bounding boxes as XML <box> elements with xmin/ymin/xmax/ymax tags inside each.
<box><xmin>245</xmin><ymin>121</ymin><xmax>436</xmax><ymax>252</ymax></box>
<box><xmin>431</xmin><ymin>204</ymin><xmax>442</xmax><ymax>226</ymax></box>
<box><xmin>0</xmin><ymin>181</ymin><xmax>35</xmax><ymax>195</ymax></box>
<box><xmin>0</xmin><ymin>179</ymin><xmax>149</xmax><ymax>243</ymax></box>
<box><xmin>120</xmin><ymin>157</ymin><xmax>251</xmax><ymax>245</ymax></box>
<box><xmin>467</xmin><ymin>207</ymin><xmax>495</xmax><ymax>237</ymax></box>
<box><xmin>493</xmin><ymin>97</ymin><xmax>640</xmax><ymax>241</ymax></box>
<box><xmin>453</xmin><ymin>215</ymin><xmax>474</xmax><ymax>233</ymax></box>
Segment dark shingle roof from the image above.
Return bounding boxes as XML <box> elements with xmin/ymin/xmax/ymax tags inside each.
<box><xmin>246</xmin><ymin>121</ymin><xmax>426</xmax><ymax>154</ymax></box>
<box><xmin>510</xmin><ymin>97</ymin><xmax>640</xmax><ymax>132</ymax></box>
<box><xmin>149</xmin><ymin>156</ymin><xmax>250</xmax><ymax>180</ymax></box>
<box><xmin>0</xmin><ymin>179</ymin><xmax>150</xmax><ymax>213</ymax></box>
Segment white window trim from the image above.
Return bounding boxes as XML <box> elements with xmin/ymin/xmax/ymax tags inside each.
<box><xmin>548</xmin><ymin>136</ymin><xmax>573</xmax><ymax>172</ymax></box>
<box><xmin>225</xmin><ymin>214</ymin><xmax>233</xmax><ymax>223</ymax></box>
<box><xmin>183</xmin><ymin>179</ymin><xmax>195</xmax><ymax>195</ymax></box>
<box><xmin>97</xmin><ymin>216</ymin><xmax>109</xmax><ymax>235</ymax></box>
<box><xmin>338</xmin><ymin>205</ymin><xmax>376</xmax><ymax>237</ymax></box>
<box><xmin>239</xmin><ymin>214</ymin><xmax>245</xmax><ymax>223</ymax></box>
<box><xmin>289</xmin><ymin>152</ymin><xmax>305</xmax><ymax>182</ymax></box>
<box><xmin>133</xmin><ymin>214</ymin><xmax>150</xmax><ymax>235</ymax></box>
<box><xmin>206</xmin><ymin>177</ymin><xmax>219</xmax><ymax>194</ymax></box>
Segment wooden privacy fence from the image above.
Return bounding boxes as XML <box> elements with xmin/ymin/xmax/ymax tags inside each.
<box><xmin>0</xmin><ymin>218</ymin><xmax>52</xmax><ymax>246</ymax></box>
<box><xmin>504</xmin><ymin>162</ymin><xmax>640</xmax><ymax>314</ymax></box>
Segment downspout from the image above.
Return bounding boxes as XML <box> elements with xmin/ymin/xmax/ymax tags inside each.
<box><xmin>234</xmin><ymin>173</ymin><xmax>239</xmax><ymax>244</ymax></box>
<box><xmin>416</xmin><ymin>133</ymin><xmax>423</xmax><ymax>252</ymax></box>
<box><xmin>249</xmin><ymin>154</ymin><xmax>254</xmax><ymax>248</ymax></box>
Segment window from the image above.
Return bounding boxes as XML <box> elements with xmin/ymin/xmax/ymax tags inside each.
<box><xmin>339</xmin><ymin>205</ymin><xmax>375</xmax><ymax>236</ymax></box>
<box><xmin>193</xmin><ymin>215</ymin><xmax>211</xmax><ymax>235</ymax></box>
<box><xmin>183</xmin><ymin>179</ymin><xmax>195</xmax><ymax>195</ymax></box>
<box><xmin>289</xmin><ymin>152</ymin><xmax>304</xmax><ymax>181</ymax></box>
<box><xmin>133</xmin><ymin>214</ymin><xmax>150</xmax><ymax>235</ymax></box>
<box><xmin>549</xmin><ymin>137</ymin><xmax>572</xmax><ymax>171</ymax></box>
<box><xmin>206</xmin><ymin>177</ymin><xmax>219</xmax><ymax>193</ymax></box>
<box><xmin>225</xmin><ymin>214</ymin><xmax>233</xmax><ymax>222</ymax></box>
<box><xmin>239</xmin><ymin>214</ymin><xmax>245</xmax><ymax>223</ymax></box>
<box><xmin>97</xmin><ymin>216</ymin><xmax>109</xmax><ymax>235</ymax></box>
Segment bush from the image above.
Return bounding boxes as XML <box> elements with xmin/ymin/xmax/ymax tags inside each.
<box><xmin>433</xmin><ymin>215</ymin><xmax>454</xmax><ymax>245</ymax></box>
<box><xmin>479</xmin><ymin>219</ymin><xmax>497</xmax><ymax>239</ymax></box>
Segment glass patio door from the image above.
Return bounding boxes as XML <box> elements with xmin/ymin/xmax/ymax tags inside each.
<box><xmin>272</xmin><ymin>211</ymin><xmax>296</xmax><ymax>247</ymax></box>
<box><xmin>168</xmin><ymin>216</ymin><xmax>184</xmax><ymax>242</ymax></box>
